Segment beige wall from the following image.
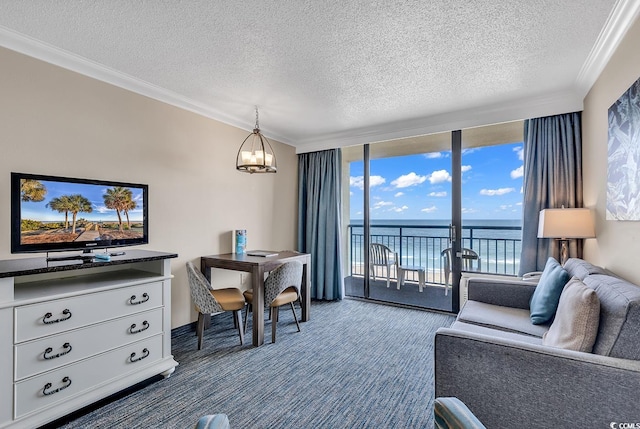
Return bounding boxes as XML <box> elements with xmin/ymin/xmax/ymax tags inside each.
<box><xmin>583</xmin><ymin>16</ymin><xmax>640</xmax><ymax>283</ymax></box>
<box><xmin>0</xmin><ymin>47</ymin><xmax>298</xmax><ymax>328</ymax></box>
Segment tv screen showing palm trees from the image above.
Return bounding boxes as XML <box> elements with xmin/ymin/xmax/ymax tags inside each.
<box><xmin>11</xmin><ymin>173</ymin><xmax>148</xmax><ymax>253</ymax></box>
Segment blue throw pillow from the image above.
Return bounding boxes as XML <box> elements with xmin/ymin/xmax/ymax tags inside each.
<box><xmin>529</xmin><ymin>257</ymin><xmax>571</xmax><ymax>325</ymax></box>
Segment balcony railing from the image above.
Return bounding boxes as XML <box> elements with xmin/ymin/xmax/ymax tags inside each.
<box><xmin>348</xmin><ymin>223</ymin><xmax>522</xmax><ymax>285</ymax></box>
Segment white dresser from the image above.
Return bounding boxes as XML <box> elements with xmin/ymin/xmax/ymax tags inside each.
<box><xmin>0</xmin><ymin>250</ymin><xmax>178</xmax><ymax>429</ymax></box>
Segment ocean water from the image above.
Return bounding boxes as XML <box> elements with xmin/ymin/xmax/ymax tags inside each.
<box><xmin>348</xmin><ymin>219</ymin><xmax>522</xmax><ymax>276</ymax></box>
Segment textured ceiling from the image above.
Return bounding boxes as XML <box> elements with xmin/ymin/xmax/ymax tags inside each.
<box><xmin>0</xmin><ymin>1</ymin><xmax>637</xmax><ymax>151</ymax></box>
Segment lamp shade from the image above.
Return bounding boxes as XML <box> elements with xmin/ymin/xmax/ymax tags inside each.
<box><xmin>236</xmin><ymin>129</ymin><xmax>277</xmax><ymax>174</ymax></box>
<box><xmin>537</xmin><ymin>208</ymin><xmax>595</xmax><ymax>239</ymax></box>
<box><xmin>236</xmin><ymin>107</ymin><xmax>277</xmax><ymax>174</ymax></box>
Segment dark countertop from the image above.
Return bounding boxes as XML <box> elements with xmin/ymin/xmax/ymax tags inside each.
<box><xmin>0</xmin><ymin>249</ymin><xmax>178</xmax><ymax>278</ymax></box>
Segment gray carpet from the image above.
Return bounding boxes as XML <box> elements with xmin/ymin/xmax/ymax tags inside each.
<box><xmin>51</xmin><ymin>299</ymin><xmax>455</xmax><ymax>429</ymax></box>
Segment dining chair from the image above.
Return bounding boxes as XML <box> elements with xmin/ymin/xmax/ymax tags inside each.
<box><xmin>186</xmin><ymin>261</ymin><xmax>246</xmax><ymax>349</ymax></box>
<box><xmin>441</xmin><ymin>248</ymin><xmax>481</xmax><ymax>295</ymax></box>
<box><xmin>369</xmin><ymin>243</ymin><xmax>399</xmax><ymax>288</ymax></box>
<box><xmin>243</xmin><ymin>260</ymin><xmax>303</xmax><ymax>343</ymax></box>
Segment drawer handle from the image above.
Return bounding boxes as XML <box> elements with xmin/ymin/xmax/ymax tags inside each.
<box><xmin>42</xmin><ymin>376</ymin><xmax>72</xmax><ymax>396</ymax></box>
<box><xmin>129</xmin><ymin>293</ymin><xmax>149</xmax><ymax>305</ymax></box>
<box><xmin>42</xmin><ymin>309</ymin><xmax>72</xmax><ymax>324</ymax></box>
<box><xmin>129</xmin><ymin>321</ymin><xmax>150</xmax><ymax>334</ymax></box>
<box><xmin>43</xmin><ymin>343</ymin><xmax>73</xmax><ymax>360</ymax></box>
<box><xmin>129</xmin><ymin>348</ymin><xmax>150</xmax><ymax>363</ymax></box>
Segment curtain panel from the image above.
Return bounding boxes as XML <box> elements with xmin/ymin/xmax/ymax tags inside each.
<box><xmin>519</xmin><ymin>112</ymin><xmax>584</xmax><ymax>275</ymax></box>
<box><xmin>297</xmin><ymin>149</ymin><xmax>344</xmax><ymax>300</ymax></box>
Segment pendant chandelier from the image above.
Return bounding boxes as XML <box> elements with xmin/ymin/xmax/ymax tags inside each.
<box><xmin>236</xmin><ymin>107</ymin><xmax>277</xmax><ymax>174</ymax></box>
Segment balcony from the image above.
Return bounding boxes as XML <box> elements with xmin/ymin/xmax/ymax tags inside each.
<box><xmin>345</xmin><ymin>222</ymin><xmax>522</xmax><ymax>311</ymax></box>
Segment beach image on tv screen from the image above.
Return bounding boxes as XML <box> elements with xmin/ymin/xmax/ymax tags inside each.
<box><xmin>19</xmin><ymin>178</ymin><xmax>145</xmax><ymax>245</ymax></box>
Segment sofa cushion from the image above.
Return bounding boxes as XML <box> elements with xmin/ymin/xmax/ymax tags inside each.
<box><xmin>563</xmin><ymin>258</ymin><xmax>607</xmax><ymax>280</ymax></box>
<box><xmin>458</xmin><ymin>300</ymin><xmax>549</xmax><ymax>338</ymax></box>
<box><xmin>451</xmin><ymin>321</ymin><xmax>543</xmax><ymax>345</ymax></box>
<box><xmin>529</xmin><ymin>257</ymin><xmax>570</xmax><ymax>325</ymax></box>
<box><xmin>542</xmin><ymin>277</ymin><xmax>600</xmax><ymax>352</ymax></box>
<box><xmin>584</xmin><ymin>274</ymin><xmax>640</xmax><ymax>359</ymax></box>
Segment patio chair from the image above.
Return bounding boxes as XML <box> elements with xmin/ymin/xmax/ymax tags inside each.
<box><xmin>369</xmin><ymin>243</ymin><xmax>398</xmax><ymax>288</ymax></box>
<box><xmin>441</xmin><ymin>248</ymin><xmax>480</xmax><ymax>296</ymax></box>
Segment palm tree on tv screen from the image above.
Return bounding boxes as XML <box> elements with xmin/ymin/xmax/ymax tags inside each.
<box><xmin>67</xmin><ymin>194</ymin><xmax>93</xmax><ymax>234</ymax></box>
<box><xmin>122</xmin><ymin>197</ymin><xmax>137</xmax><ymax>230</ymax></box>
<box><xmin>20</xmin><ymin>179</ymin><xmax>47</xmax><ymax>202</ymax></box>
<box><xmin>46</xmin><ymin>195</ymin><xmax>73</xmax><ymax>229</ymax></box>
<box><xmin>103</xmin><ymin>187</ymin><xmax>133</xmax><ymax>232</ymax></box>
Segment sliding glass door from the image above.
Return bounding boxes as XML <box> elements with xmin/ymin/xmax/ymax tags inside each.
<box><xmin>343</xmin><ymin>122</ymin><xmax>524</xmax><ymax>313</ymax></box>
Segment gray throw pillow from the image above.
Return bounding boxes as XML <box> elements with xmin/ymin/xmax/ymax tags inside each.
<box><xmin>542</xmin><ymin>277</ymin><xmax>600</xmax><ymax>352</ymax></box>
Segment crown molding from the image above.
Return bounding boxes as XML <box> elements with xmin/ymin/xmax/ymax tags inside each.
<box><xmin>0</xmin><ymin>25</ymin><xmax>292</xmax><ymax>146</ymax></box>
<box><xmin>295</xmin><ymin>90</ymin><xmax>583</xmax><ymax>153</ymax></box>
<box><xmin>575</xmin><ymin>0</ymin><xmax>640</xmax><ymax>97</ymax></box>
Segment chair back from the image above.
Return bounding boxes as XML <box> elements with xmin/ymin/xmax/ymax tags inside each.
<box><xmin>461</xmin><ymin>248</ymin><xmax>480</xmax><ymax>271</ymax></box>
<box><xmin>441</xmin><ymin>248</ymin><xmax>480</xmax><ymax>284</ymax></box>
<box><xmin>264</xmin><ymin>261</ymin><xmax>303</xmax><ymax>306</ymax></box>
<box><xmin>370</xmin><ymin>243</ymin><xmax>394</xmax><ymax>265</ymax></box>
<box><xmin>186</xmin><ymin>261</ymin><xmax>224</xmax><ymax>314</ymax></box>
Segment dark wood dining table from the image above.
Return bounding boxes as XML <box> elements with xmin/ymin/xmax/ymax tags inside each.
<box><xmin>200</xmin><ymin>251</ymin><xmax>311</xmax><ymax>346</ymax></box>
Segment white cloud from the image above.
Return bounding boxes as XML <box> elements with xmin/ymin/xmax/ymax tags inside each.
<box><xmin>394</xmin><ymin>192</ymin><xmax>404</xmax><ymax>197</ymax></box>
<box><xmin>462</xmin><ymin>207</ymin><xmax>478</xmax><ymax>214</ymax></box>
<box><xmin>391</xmin><ymin>172</ymin><xmax>427</xmax><ymax>188</ymax></box>
<box><xmin>429</xmin><ymin>170</ymin><xmax>451</xmax><ymax>184</ymax></box>
<box><xmin>393</xmin><ymin>205</ymin><xmax>409</xmax><ymax>213</ymax></box>
<box><xmin>429</xmin><ymin>191</ymin><xmax>447</xmax><ymax>197</ymax></box>
<box><xmin>421</xmin><ymin>206</ymin><xmax>438</xmax><ymax>213</ymax></box>
<box><xmin>425</xmin><ymin>152</ymin><xmax>443</xmax><ymax>159</ymax></box>
<box><xmin>373</xmin><ymin>201</ymin><xmax>393</xmax><ymax>209</ymax></box>
<box><xmin>370</xmin><ymin>175</ymin><xmax>386</xmax><ymax>187</ymax></box>
<box><xmin>461</xmin><ymin>165</ymin><xmax>472</xmax><ymax>173</ymax></box>
<box><xmin>514</xmin><ymin>146</ymin><xmax>524</xmax><ymax>161</ymax></box>
<box><xmin>480</xmin><ymin>187</ymin><xmax>516</xmax><ymax>196</ymax></box>
<box><xmin>511</xmin><ymin>165</ymin><xmax>524</xmax><ymax>179</ymax></box>
<box><xmin>350</xmin><ymin>175</ymin><xmax>386</xmax><ymax>190</ymax></box>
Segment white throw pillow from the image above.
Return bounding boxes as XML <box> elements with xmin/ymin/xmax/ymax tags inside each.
<box><xmin>542</xmin><ymin>277</ymin><xmax>600</xmax><ymax>352</ymax></box>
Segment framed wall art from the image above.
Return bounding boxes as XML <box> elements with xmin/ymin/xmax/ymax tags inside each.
<box><xmin>607</xmin><ymin>75</ymin><xmax>640</xmax><ymax>220</ymax></box>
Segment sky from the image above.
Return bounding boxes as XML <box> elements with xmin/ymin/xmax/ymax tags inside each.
<box><xmin>20</xmin><ymin>179</ymin><xmax>145</xmax><ymax>222</ymax></box>
<box><xmin>349</xmin><ymin>142</ymin><xmax>524</xmax><ymax>221</ymax></box>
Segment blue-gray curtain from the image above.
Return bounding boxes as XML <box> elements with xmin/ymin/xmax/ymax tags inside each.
<box><xmin>519</xmin><ymin>112</ymin><xmax>583</xmax><ymax>275</ymax></box>
<box><xmin>298</xmin><ymin>149</ymin><xmax>344</xmax><ymax>300</ymax></box>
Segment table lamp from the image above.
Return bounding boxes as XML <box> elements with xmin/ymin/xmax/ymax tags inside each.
<box><xmin>538</xmin><ymin>208</ymin><xmax>595</xmax><ymax>265</ymax></box>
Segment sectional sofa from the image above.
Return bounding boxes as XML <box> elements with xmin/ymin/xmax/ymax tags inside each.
<box><xmin>434</xmin><ymin>258</ymin><xmax>640</xmax><ymax>428</ymax></box>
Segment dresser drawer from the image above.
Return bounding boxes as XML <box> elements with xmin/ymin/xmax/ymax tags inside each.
<box><xmin>15</xmin><ymin>281</ymin><xmax>163</xmax><ymax>342</ymax></box>
<box><xmin>14</xmin><ymin>334</ymin><xmax>163</xmax><ymax>419</ymax></box>
<box><xmin>15</xmin><ymin>308</ymin><xmax>164</xmax><ymax>381</ymax></box>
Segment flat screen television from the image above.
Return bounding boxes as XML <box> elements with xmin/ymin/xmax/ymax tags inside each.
<box><xmin>11</xmin><ymin>172</ymin><xmax>148</xmax><ymax>260</ymax></box>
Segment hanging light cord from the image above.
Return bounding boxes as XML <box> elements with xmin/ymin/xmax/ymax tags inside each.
<box><xmin>254</xmin><ymin>106</ymin><xmax>260</xmax><ymax>131</ymax></box>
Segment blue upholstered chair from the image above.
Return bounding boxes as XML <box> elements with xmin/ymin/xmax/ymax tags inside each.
<box><xmin>186</xmin><ymin>262</ymin><xmax>246</xmax><ymax>349</ymax></box>
<box><xmin>434</xmin><ymin>397</ymin><xmax>486</xmax><ymax>429</ymax></box>
<box><xmin>194</xmin><ymin>414</ymin><xmax>230</xmax><ymax>429</ymax></box>
<box><xmin>243</xmin><ymin>261</ymin><xmax>303</xmax><ymax>343</ymax></box>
